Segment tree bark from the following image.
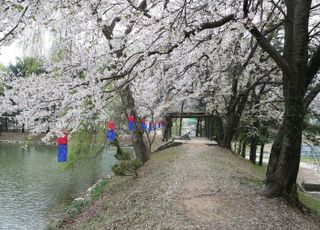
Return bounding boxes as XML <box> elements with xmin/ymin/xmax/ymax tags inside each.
<box><xmin>220</xmin><ymin>94</ymin><xmax>248</xmax><ymax>148</ymax></box>
<box><xmin>196</xmin><ymin>118</ymin><xmax>200</xmax><ymax>137</ymax></box>
<box><xmin>259</xmin><ymin>143</ymin><xmax>264</xmax><ymax>166</ymax></box>
<box><xmin>265</xmin><ymin>96</ymin><xmax>304</xmax><ymax>198</ymax></box>
<box><xmin>213</xmin><ymin>116</ymin><xmax>224</xmax><ymax>145</ymax></box>
<box><xmin>162</xmin><ymin>116</ymin><xmax>172</xmax><ymax>142</ymax></box>
<box><xmin>120</xmin><ymin>86</ymin><xmax>150</xmax><ymax>164</ymax></box>
<box><xmin>250</xmin><ymin>136</ymin><xmax>257</xmax><ymax>164</ymax></box>
<box><xmin>241</xmin><ymin>140</ymin><xmax>247</xmax><ymax>158</ymax></box>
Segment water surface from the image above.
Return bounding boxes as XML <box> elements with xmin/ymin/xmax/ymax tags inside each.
<box><xmin>0</xmin><ymin>143</ymin><xmax>117</xmax><ymax>230</ymax></box>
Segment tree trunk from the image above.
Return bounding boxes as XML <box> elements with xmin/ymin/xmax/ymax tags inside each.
<box><xmin>266</xmin><ymin>125</ymin><xmax>284</xmax><ymax>183</ymax></box>
<box><xmin>196</xmin><ymin>118</ymin><xmax>200</xmax><ymax>137</ymax></box>
<box><xmin>132</xmin><ymin>126</ymin><xmax>150</xmax><ymax>163</ymax></box>
<box><xmin>120</xmin><ymin>86</ymin><xmax>150</xmax><ymax>164</ymax></box>
<box><xmin>259</xmin><ymin>143</ymin><xmax>264</xmax><ymax>166</ymax></box>
<box><xmin>265</xmin><ymin>0</ymin><xmax>311</xmax><ymax>198</ymax></box>
<box><xmin>241</xmin><ymin>140</ymin><xmax>247</xmax><ymax>158</ymax></box>
<box><xmin>250</xmin><ymin>136</ymin><xmax>258</xmax><ymax>164</ymax></box>
<box><xmin>199</xmin><ymin>118</ymin><xmax>203</xmax><ymax>137</ymax></box>
<box><xmin>213</xmin><ymin>116</ymin><xmax>224</xmax><ymax>145</ymax></box>
<box><xmin>265</xmin><ymin>94</ymin><xmax>304</xmax><ymax>198</ymax></box>
<box><xmin>162</xmin><ymin>116</ymin><xmax>172</xmax><ymax>142</ymax></box>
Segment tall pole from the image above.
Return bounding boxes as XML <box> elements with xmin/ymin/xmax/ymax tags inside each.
<box><xmin>179</xmin><ymin>101</ymin><xmax>184</xmax><ymax>136</ymax></box>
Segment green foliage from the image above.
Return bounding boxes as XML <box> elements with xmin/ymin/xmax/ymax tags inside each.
<box><xmin>0</xmin><ymin>63</ymin><xmax>7</xmax><ymax>72</ymax></box>
<box><xmin>66</xmin><ymin>198</ymin><xmax>90</xmax><ymax>218</ymax></box>
<box><xmin>8</xmin><ymin>56</ymin><xmax>46</xmax><ymax>77</ymax></box>
<box><xmin>113</xmin><ymin>136</ymin><xmax>131</xmax><ymax>161</ymax></box>
<box><xmin>111</xmin><ymin>134</ymin><xmax>142</xmax><ymax>176</ymax></box>
<box><xmin>112</xmin><ymin>159</ymin><xmax>142</xmax><ymax>176</ymax></box>
<box><xmin>66</xmin><ymin>126</ymin><xmax>106</xmax><ymax>169</ymax></box>
<box><xmin>13</xmin><ymin>4</ymin><xmax>24</xmax><ymax>12</ymax></box>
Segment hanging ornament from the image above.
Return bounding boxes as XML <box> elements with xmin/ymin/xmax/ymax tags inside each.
<box><xmin>57</xmin><ymin>131</ymin><xmax>68</xmax><ymax>162</ymax></box>
<box><xmin>107</xmin><ymin>129</ymin><xmax>116</xmax><ymax>142</ymax></box>
<box><xmin>107</xmin><ymin>120</ymin><xmax>115</xmax><ymax>130</ymax></box>
<box><xmin>141</xmin><ymin>118</ymin><xmax>146</xmax><ymax>131</ymax></box>
<box><xmin>128</xmin><ymin>115</ymin><xmax>135</xmax><ymax>131</ymax></box>
<box><xmin>57</xmin><ymin>130</ymin><xmax>68</xmax><ymax>145</ymax></box>
<box><xmin>107</xmin><ymin>120</ymin><xmax>116</xmax><ymax>142</ymax></box>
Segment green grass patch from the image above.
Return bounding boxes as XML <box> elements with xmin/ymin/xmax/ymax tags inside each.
<box><xmin>90</xmin><ymin>179</ymin><xmax>108</xmax><ymax>201</ymax></box>
<box><xmin>251</xmin><ymin>163</ymin><xmax>267</xmax><ymax>176</ymax></box>
<box><xmin>298</xmin><ymin>191</ymin><xmax>320</xmax><ymax>216</ymax></box>
<box><xmin>300</xmin><ymin>156</ymin><xmax>317</xmax><ymax>164</ymax></box>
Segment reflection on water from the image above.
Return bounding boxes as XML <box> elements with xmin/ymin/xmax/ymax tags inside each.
<box><xmin>0</xmin><ymin>143</ymin><xmax>117</xmax><ymax>230</ymax></box>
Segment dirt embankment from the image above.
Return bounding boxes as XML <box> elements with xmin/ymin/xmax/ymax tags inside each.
<box><xmin>60</xmin><ymin>144</ymin><xmax>320</xmax><ymax>229</ymax></box>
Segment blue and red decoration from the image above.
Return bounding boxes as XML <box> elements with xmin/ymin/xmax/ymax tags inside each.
<box><xmin>141</xmin><ymin>118</ymin><xmax>146</xmax><ymax>131</ymax></box>
<box><xmin>57</xmin><ymin>131</ymin><xmax>68</xmax><ymax>162</ymax></box>
<box><xmin>128</xmin><ymin>115</ymin><xmax>135</xmax><ymax>131</ymax></box>
<box><xmin>107</xmin><ymin>120</ymin><xmax>116</xmax><ymax>142</ymax></box>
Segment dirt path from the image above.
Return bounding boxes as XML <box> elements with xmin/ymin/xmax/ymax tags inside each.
<box><xmin>61</xmin><ymin>144</ymin><xmax>319</xmax><ymax>229</ymax></box>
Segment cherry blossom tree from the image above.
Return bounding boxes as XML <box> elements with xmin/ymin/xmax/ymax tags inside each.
<box><xmin>1</xmin><ymin>0</ymin><xmax>320</xmax><ymax>200</ymax></box>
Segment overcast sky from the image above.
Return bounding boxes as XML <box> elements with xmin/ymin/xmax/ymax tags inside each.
<box><xmin>0</xmin><ymin>41</ymin><xmax>23</xmax><ymax>66</ymax></box>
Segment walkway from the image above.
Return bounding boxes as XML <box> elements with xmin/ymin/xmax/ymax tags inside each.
<box><xmin>174</xmin><ymin>137</ymin><xmax>217</xmax><ymax>145</ymax></box>
<box><xmin>61</xmin><ymin>144</ymin><xmax>319</xmax><ymax>229</ymax></box>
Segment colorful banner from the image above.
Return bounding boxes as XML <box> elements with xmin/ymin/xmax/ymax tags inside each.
<box><xmin>57</xmin><ymin>144</ymin><xmax>68</xmax><ymax>162</ymax></box>
<box><xmin>128</xmin><ymin>115</ymin><xmax>135</xmax><ymax>131</ymax></box>
<box><xmin>141</xmin><ymin>118</ymin><xmax>146</xmax><ymax>131</ymax></box>
<box><xmin>107</xmin><ymin>120</ymin><xmax>116</xmax><ymax>142</ymax></box>
<box><xmin>107</xmin><ymin>129</ymin><xmax>116</xmax><ymax>142</ymax></box>
<box><xmin>57</xmin><ymin>131</ymin><xmax>68</xmax><ymax>162</ymax></box>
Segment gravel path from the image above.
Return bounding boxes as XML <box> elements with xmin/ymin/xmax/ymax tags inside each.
<box><xmin>61</xmin><ymin>144</ymin><xmax>320</xmax><ymax>229</ymax></box>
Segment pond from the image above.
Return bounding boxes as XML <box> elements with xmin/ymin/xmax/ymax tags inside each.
<box><xmin>0</xmin><ymin>143</ymin><xmax>117</xmax><ymax>230</ymax></box>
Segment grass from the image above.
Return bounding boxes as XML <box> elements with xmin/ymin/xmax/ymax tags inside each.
<box><xmin>90</xmin><ymin>179</ymin><xmax>108</xmax><ymax>201</ymax></box>
<box><xmin>300</xmin><ymin>156</ymin><xmax>320</xmax><ymax>164</ymax></box>
<box><xmin>298</xmin><ymin>191</ymin><xmax>320</xmax><ymax>216</ymax></box>
<box><xmin>240</xmin><ymin>153</ymin><xmax>320</xmax><ymax>219</ymax></box>
<box><xmin>251</xmin><ymin>162</ymin><xmax>267</xmax><ymax>176</ymax></box>
<box><xmin>46</xmin><ymin>178</ymin><xmax>111</xmax><ymax>230</ymax></box>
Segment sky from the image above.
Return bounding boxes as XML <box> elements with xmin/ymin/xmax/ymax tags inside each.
<box><xmin>0</xmin><ymin>41</ymin><xmax>23</xmax><ymax>66</ymax></box>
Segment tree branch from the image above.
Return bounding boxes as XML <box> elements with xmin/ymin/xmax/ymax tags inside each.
<box><xmin>0</xmin><ymin>5</ymin><xmax>29</xmax><ymax>44</ymax></box>
<box><xmin>304</xmin><ymin>82</ymin><xmax>320</xmax><ymax>109</ymax></box>
<box><xmin>305</xmin><ymin>46</ymin><xmax>320</xmax><ymax>89</ymax></box>
<box><xmin>245</xmin><ymin>23</ymin><xmax>294</xmax><ymax>77</ymax></box>
<box><xmin>184</xmin><ymin>14</ymin><xmax>235</xmax><ymax>38</ymax></box>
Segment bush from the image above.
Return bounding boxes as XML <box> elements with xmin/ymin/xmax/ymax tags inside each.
<box><xmin>112</xmin><ymin>159</ymin><xmax>142</xmax><ymax>176</ymax></box>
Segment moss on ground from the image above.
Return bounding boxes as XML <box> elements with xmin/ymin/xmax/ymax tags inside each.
<box><xmin>298</xmin><ymin>192</ymin><xmax>320</xmax><ymax>217</ymax></box>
